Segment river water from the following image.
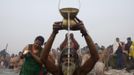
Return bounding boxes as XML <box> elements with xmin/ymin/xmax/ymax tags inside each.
<box><xmin>0</xmin><ymin>69</ymin><xmax>19</xmax><ymax>75</ymax></box>
<box><xmin>0</xmin><ymin>68</ymin><xmax>134</xmax><ymax>75</ymax></box>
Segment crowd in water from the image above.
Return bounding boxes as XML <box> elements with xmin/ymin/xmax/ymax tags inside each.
<box><xmin>0</xmin><ymin>51</ymin><xmax>24</xmax><ymax>73</ymax></box>
<box><xmin>0</xmin><ymin>36</ymin><xmax>134</xmax><ymax>75</ymax></box>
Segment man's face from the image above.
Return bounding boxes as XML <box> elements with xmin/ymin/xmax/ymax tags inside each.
<box><xmin>61</xmin><ymin>54</ymin><xmax>76</xmax><ymax>75</ymax></box>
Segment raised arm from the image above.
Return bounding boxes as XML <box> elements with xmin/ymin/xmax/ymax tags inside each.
<box><xmin>79</xmin><ymin>22</ymin><xmax>99</xmax><ymax>74</ymax></box>
<box><xmin>40</xmin><ymin>22</ymin><xmax>62</xmax><ymax>74</ymax></box>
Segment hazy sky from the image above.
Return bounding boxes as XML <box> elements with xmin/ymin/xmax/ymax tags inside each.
<box><xmin>0</xmin><ymin>0</ymin><xmax>134</xmax><ymax>54</ymax></box>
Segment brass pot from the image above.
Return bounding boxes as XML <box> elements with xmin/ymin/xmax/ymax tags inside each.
<box><xmin>60</xmin><ymin>8</ymin><xmax>79</xmax><ymax>29</ymax></box>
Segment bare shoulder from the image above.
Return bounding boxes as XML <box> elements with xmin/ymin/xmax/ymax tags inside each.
<box><xmin>22</xmin><ymin>44</ymin><xmax>29</xmax><ymax>54</ymax></box>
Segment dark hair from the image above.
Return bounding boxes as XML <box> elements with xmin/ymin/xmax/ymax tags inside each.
<box><xmin>127</xmin><ymin>37</ymin><xmax>131</xmax><ymax>41</ymax></box>
<box><xmin>35</xmin><ymin>36</ymin><xmax>44</xmax><ymax>45</ymax></box>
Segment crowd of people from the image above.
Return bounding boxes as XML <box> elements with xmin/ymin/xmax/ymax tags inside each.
<box><xmin>87</xmin><ymin>37</ymin><xmax>134</xmax><ymax>75</ymax></box>
<box><xmin>0</xmin><ymin>51</ymin><xmax>24</xmax><ymax>72</ymax></box>
<box><xmin>0</xmin><ymin>21</ymin><xmax>134</xmax><ymax>75</ymax></box>
<box><xmin>0</xmin><ymin>36</ymin><xmax>134</xmax><ymax>75</ymax></box>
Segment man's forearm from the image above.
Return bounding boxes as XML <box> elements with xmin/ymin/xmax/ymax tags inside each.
<box><xmin>84</xmin><ymin>34</ymin><xmax>99</xmax><ymax>61</ymax></box>
<box><xmin>41</xmin><ymin>32</ymin><xmax>57</xmax><ymax>63</ymax></box>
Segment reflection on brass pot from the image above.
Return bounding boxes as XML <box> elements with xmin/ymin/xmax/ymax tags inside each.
<box><xmin>60</xmin><ymin>8</ymin><xmax>79</xmax><ymax>29</ymax></box>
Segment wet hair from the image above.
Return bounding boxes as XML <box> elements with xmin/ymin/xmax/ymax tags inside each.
<box><xmin>127</xmin><ymin>37</ymin><xmax>131</xmax><ymax>41</ymax></box>
<box><xmin>35</xmin><ymin>36</ymin><xmax>44</xmax><ymax>45</ymax></box>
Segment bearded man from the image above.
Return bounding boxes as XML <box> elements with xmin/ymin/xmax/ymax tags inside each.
<box><xmin>41</xmin><ymin>21</ymin><xmax>99</xmax><ymax>75</ymax></box>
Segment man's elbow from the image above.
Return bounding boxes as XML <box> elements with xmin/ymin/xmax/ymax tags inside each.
<box><xmin>92</xmin><ymin>54</ymin><xmax>99</xmax><ymax>63</ymax></box>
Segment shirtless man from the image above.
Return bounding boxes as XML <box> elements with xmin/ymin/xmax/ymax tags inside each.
<box><xmin>41</xmin><ymin>21</ymin><xmax>99</xmax><ymax>75</ymax></box>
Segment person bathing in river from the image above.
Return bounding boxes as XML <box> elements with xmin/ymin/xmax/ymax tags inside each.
<box><xmin>41</xmin><ymin>21</ymin><xmax>99</xmax><ymax>75</ymax></box>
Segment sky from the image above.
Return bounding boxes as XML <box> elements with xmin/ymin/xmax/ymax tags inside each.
<box><xmin>0</xmin><ymin>0</ymin><xmax>134</xmax><ymax>54</ymax></box>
